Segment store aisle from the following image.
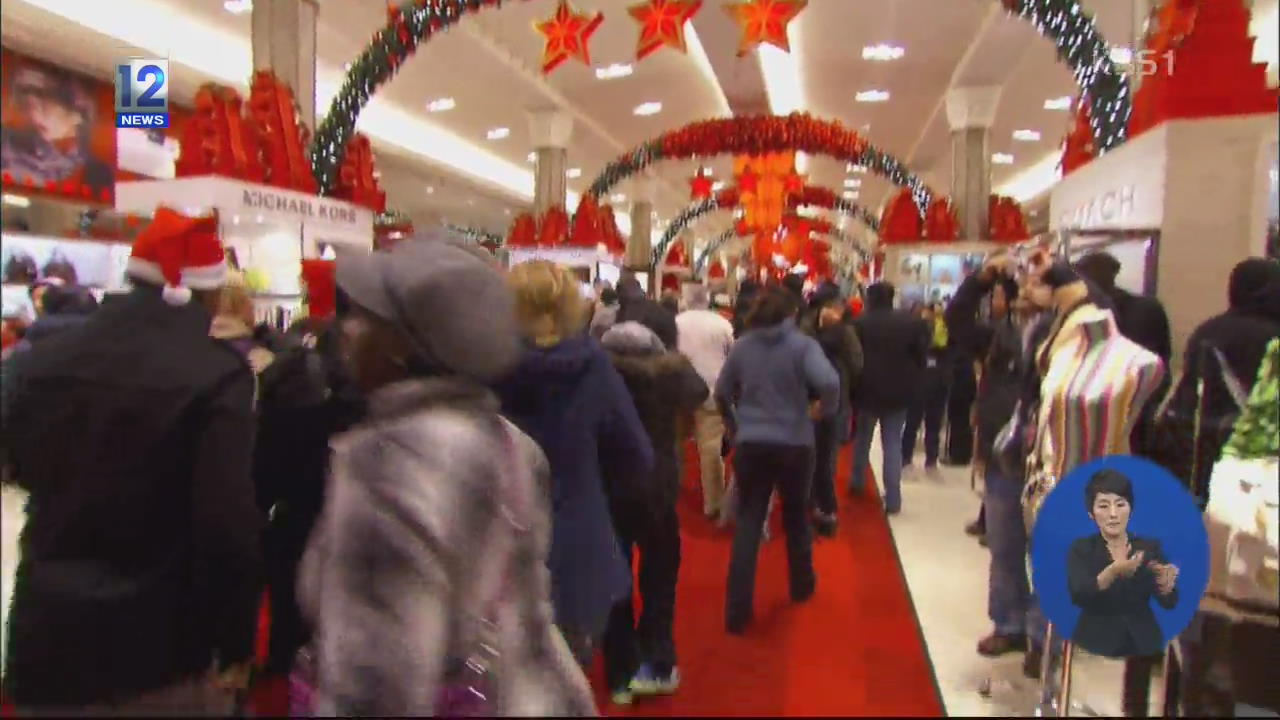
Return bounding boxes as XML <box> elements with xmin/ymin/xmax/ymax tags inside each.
<box><xmin>595</xmin><ymin>445</ymin><xmax>943</xmax><ymax>717</ymax></box>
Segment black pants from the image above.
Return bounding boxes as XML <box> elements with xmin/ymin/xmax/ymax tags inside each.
<box><xmin>946</xmin><ymin>361</ymin><xmax>976</xmax><ymax>464</ymax></box>
<box><xmin>726</xmin><ymin>442</ymin><xmax>815</xmax><ymax>630</ymax></box>
<box><xmin>810</xmin><ymin>417</ymin><xmax>840</xmax><ymax>516</ymax></box>
<box><xmin>602</xmin><ymin>499</ymin><xmax>681</xmax><ymax>690</ymax></box>
<box><xmin>263</xmin><ymin>506</ymin><xmax>318</xmax><ymax>675</ymax></box>
<box><xmin>903</xmin><ymin>372</ymin><xmax>948</xmax><ymax>466</ymax></box>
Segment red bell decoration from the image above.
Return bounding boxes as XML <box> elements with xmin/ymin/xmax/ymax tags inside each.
<box><xmin>689</xmin><ymin>168</ymin><xmax>715</xmax><ymax>199</ymax></box>
<box><xmin>599</xmin><ymin>204</ymin><xmax>626</xmax><ymax>255</ymax></box>
<box><xmin>879</xmin><ymin>188</ymin><xmax>924</xmax><ymax>244</ymax></box>
<box><xmin>663</xmin><ymin>238</ymin><xmax>690</xmax><ymax>268</ymax></box>
<box><xmin>661</xmin><ymin>273</ymin><xmax>681</xmax><ymax>292</ymax></box>
<box><xmin>570</xmin><ymin>195</ymin><xmax>604</xmax><ymax>248</ymax></box>
<box><xmin>708</xmin><ymin>259</ymin><xmax>726</xmax><ymax>279</ymax></box>
<box><xmin>538</xmin><ymin>206</ymin><xmax>571</xmax><ymax>247</ymax></box>
<box><xmin>247</xmin><ymin>71</ymin><xmax>317</xmax><ymax>193</ymax></box>
<box><xmin>334</xmin><ymin>133</ymin><xmax>387</xmax><ymax>213</ymax></box>
<box><xmin>177</xmin><ymin>84</ymin><xmax>264</xmax><ymax>183</ymax></box>
<box><xmin>507</xmin><ymin>212</ymin><xmax>538</xmax><ymax>248</ymax></box>
<box><xmin>924</xmin><ymin>197</ymin><xmax>959</xmax><ymax>241</ymax></box>
<box><xmin>988</xmin><ymin>195</ymin><xmax>1030</xmax><ymax>242</ymax></box>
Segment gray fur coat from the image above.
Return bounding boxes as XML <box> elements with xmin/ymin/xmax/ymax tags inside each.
<box><xmin>298</xmin><ymin>377</ymin><xmax>597</xmax><ymax>716</ymax></box>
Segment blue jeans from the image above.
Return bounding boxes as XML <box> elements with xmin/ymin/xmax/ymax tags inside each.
<box><xmin>851</xmin><ymin>407</ymin><xmax>907</xmax><ymax>512</ymax></box>
<box><xmin>985</xmin><ymin>464</ymin><xmax>1030</xmax><ymax>636</ymax></box>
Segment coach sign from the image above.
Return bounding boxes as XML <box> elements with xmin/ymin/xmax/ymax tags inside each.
<box><xmin>1050</xmin><ymin>125</ymin><xmax>1168</xmax><ymax>231</ymax></box>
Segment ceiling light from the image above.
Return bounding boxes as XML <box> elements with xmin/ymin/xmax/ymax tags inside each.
<box><xmin>758</xmin><ymin>44</ymin><xmax>806</xmax><ymax>117</ymax></box>
<box><xmin>426</xmin><ymin>186</ymin><xmax>436</xmax><ymax>194</ymax></box>
<box><xmin>843</xmin><ymin>178</ymin><xmax>861</xmax><ymax>189</ymax></box>
<box><xmin>527</xmin><ymin>152</ymin><xmax>537</xmax><ymax>163</ymax></box>
<box><xmin>847</xmin><ymin>163</ymin><xmax>867</xmax><ymax>173</ymax></box>
<box><xmin>2</xmin><ymin>193</ymin><xmax>31</xmax><ymax>208</ymax></box>
<box><xmin>1109</xmin><ymin>46</ymin><xmax>1133</xmax><ymax>65</ymax></box>
<box><xmin>595</xmin><ymin>63</ymin><xmax>633</xmax><ymax>80</ymax></box>
<box><xmin>1044</xmin><ymin>96</ymin><xmax>1073</xmax><ymax>111</ymax></box>
<box><xmin>1013</xmin><ymin>129</ymin><xmax>1042</xmax><ymax>142</ymax></box>
<box><xmin>425</xmin><ymin>97</ymin><xmax>455</xmax><ymax>113</ymax></box>
<box><xmin>611</xmin><ymin>193</ymin><xmax>627</xmax><ymax>204</ymax></box>
<box><xmin>855</xmin><ymin>90</ymin><xmax>890</xmax><ymax>103</ymax></box>
<box><xmin>633</xmin><ymin>102</ymin><xmax>663</xmax><ymax>116</ymax></box>
<box><xmin>862</xmin><ymin>44</ymin><xmax>904</xmax><ymax>61</ymax></box>
<box><xmin>222</xmin><ymin>0</ymin><xmax>251</xmax><ymax>14</ymax></box>
<box><xmin>711</xmin><ymin>181</ymin><xmax>726</xmax><ymax>191</ymax></box>
<box><xmin>486</xmin><ymin>127</ymin><xmax>510</xmax><ymax>140</ymax></box>
<box><xmin>843</xmin><ymin>191</ymin><xmax>859</xmax><ymax>200</ymax></box>
<box><xmin>567</xmin><ymin>168</ymin><xmax>582</xmax><ymax>179</ymax></box>
<box><xmin>992</xmin><ymin>153</ymin><xmax>1015</xmax><ymax>165</ymax></box>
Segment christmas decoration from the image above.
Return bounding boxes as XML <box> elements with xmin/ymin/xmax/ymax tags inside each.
<box><xmin>583</xmin><ymin>114</ymin><xmax>935</xmax><ymax>217</ymax></box>
<box><xmin>538</xmin><ymin>205</ymin><xmax>572</xmax><ymax>246</ymax></box>
<box><xmin>176</xmin><ymin>83</ymin><xmax>264</xmax><ymax>182</ymax></box>
<box><xmin>923</xmin><ymin>197</ymin><xmax>959</xmax><ymax>241</ymax></box>
<box><xmin>689</xmin><ymin>167</ymin><xmax>715</xmax><ymax>199</ymax></box>
<box><xmin>988</xmin><ymin>195</ymin><xmax>1031</xmax><ymax>242</ymax></box>
<box><xmin>1128</xmin><ymin>0</ymin><xmax>1278</xmax><ymax>138</ymax></box>
<box><xmin>998</xmin><ymin>0</ymin><xmax>1132</xmax><ymax>154</ymax></box>
<box><xmin>723</xmin><ymin>0</ymin><xmax>807</xmax><ymax>55</ymax></box>
<box><xmin>694</xmin><ymin>226</ymin><xmax>741</xmax><ymax>274</ymax></box>
<box><xmin>628</xmin><ymin>0</ymin><xmax>703</xmax><ymax>60</ymax></box>
<box><xmin>248</xmin><ymin>71</ymin><xmax>317</xmax><ymax>193</ymax></box>
<box><xmin>507</xmin><ymin>212</ymin><xmax>539</xmax><ymax>248</ymax></box>
<box><xmin>707</xmin><ymin>259</ymin><xmax>727</xmax><ymax>279</ymax></box>
<box><xmin>536</xmin><ymin>0</ymin><xmax>605</xmax><ymax>75</ymax></box>
<box><xmin>375</xmin><ymin>209</ymin><xmax>414</xmax><ymax>250</ymax></box>
<box><xmin>651</xmin><ymin>191</ymin><xmax>733</xmax><ymax>267</ymax></box>
<box><xmin>1060</xmin><ymin>98</ymin><xmax>1096</xmax><ymax>175</ymax></box>
<box><xmin>334</xmin><ymin>133</ymin><xmax>387</xmax><ymax>212</ymax></box>
<box><xmin>736</xmin><ymin>152</ymin><xmax>796</xmax><ymax>235</ymax></box>
<box><xmin>879</xmin><ymin>188</ymin><xmax>924</xmax><ymax>244</ymax></box>
<box><xmin>662</xmin><ymin>236</ymin><xmax>691</xmax><ymax>270</ymax></box>
<box><xmin>787</xmin><ymin>185</ymin><xmax>880</xmax><ymax>231</ymax></box>
<box><xmin>506</xmin><ymin>202</ymin><xmax>625</xmax><ymax>253</ymax></box>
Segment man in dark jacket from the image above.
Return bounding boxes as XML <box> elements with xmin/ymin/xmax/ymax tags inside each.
<box><xmin>0</xmin><ymin>210</ymin><xmax>261</xmax><ymax>714</ymax></box>
<box><xmin>10</xmin><ymin>282</ymin><xmax>98</xmax><ymax>354</ymax></box>
<box><xmin>850</xmin><ymin>282</ymin><xmax>929</xmax><ymax>515</ymax></box>
<box><xmin>902</xmin><ymin>302</ymin><xmax>951</xmax><ymax>476</ymax></box>
<box><xmin>617</xmin><ymin>274</ymin><xmax>678</xmax><ymax>349</ymax></box>
<box><xmin>599</xmin><ymin>320</ymin><xmax>708</xmax><ymax>705</ymax></box>
<box><xmin>732</xmin><ymin>279</ymin><xmax>761</xmax><ymax>338</ymax></box>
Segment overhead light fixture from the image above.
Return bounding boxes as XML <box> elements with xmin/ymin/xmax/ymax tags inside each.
<box><xmin>847</xmin><ymin>163</ymin><xmax>867</xmax><ymax>173</ymax></box>
<box><xmin>611</xmin><ymin>193</ymin><xmax>627</xmax><ymax>203</ymax></box>
<box><xmin>862</xmin><ymin>44</ymin><xmax>904</xmax><ymax>61</ymax></box>
<box><xmin>1044</xmin><ymin>96</ymin><xmax>1073</xmax><ymax>111</ymax></box>
<box><xmin>855</xmin><ymin>89</ymin><xmax>890</xmax><ymax>103</ymax></box>
<box><xmin>633</xmin><ymin>101</ymin><xmax>663</xmax><ymax>116</ymax></box>
<box><xmin>992</xmin><ymin>153</ymin><xmax>1015</xmax><ymax>165</ymax></box>
<box><xmin>843</xmin><ymin>178</ymin><xmax>861</xmax><ymax>189</ymax></box>
<box><xmin>504</xmin><ymin>208</ymin><xmax>512</xmax><ymax>216</ymax></box>
<box><xmin>526</xmin><ymin>152</ymin><xmax>537</xmax><ymax>164</ymax></box>
<box><xmin>2</xmin><ymin>193</ymin><xmax>31</xmax><ymax>207</ymax></box>
<box><xmin>486</xmin><ymin>127</ymin><xmax>510</xmax><ymax>140</ymax></box>
<box><xmin>843</xmin><ymin>190</ymin><xmax>859</xmax><ymax>200</ymax></box>
<box><xmin>1013</xmin><ymin>129</ymin><xmax>1042</xmax><ymax>142</ymax></box>
<box><xmin>1109</xmin><ymin>46</ymin><xmax>1133</xmax><ymax>65</ymax></box>
<box><xmin>425</xmin><ymin>97</ymin><xmax>456</xmax><ymax>113</ymax></box>
<box><xmin>222</xmin><ymin>0</ymin><xmax>251</xmax><ymax>14</ymax></box>
<box><xmin>567</xmin><ymin>167</ymin><xmax>582</xmax><ymax>178</ymax></box>
<box><xmin>426</xmin><ymin>186</ymin><xmax>436</xmax><ymax>194</ymax></box>
<box><xmin>595</xmin><ymin>63</ymin><xmax>633</xmax><ymax>80</ymax></box>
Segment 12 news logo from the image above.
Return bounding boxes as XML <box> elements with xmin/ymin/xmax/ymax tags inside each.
<box><xmin>115</xmin><ymin>58</ymin><xmax>169</xmax><ymax>129</ymax></box>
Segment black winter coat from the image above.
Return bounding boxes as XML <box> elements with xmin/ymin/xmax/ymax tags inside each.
<box><xmin>1</xmin><ymin>287</ymin><xmax>262</xmax><ymax>706</ymax></box>
<box><xmin>852</xmin><ymin>302</ymin><xmax>930</xmax><ymax>413</ymax></box>
<box><xmin>946</xmin><ymin>274</ymin><xmax>1025</xmax><ymax>464</ymax></box>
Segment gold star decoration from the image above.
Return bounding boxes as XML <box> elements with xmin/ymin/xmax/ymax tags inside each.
<box><xmin>536</xmin><ymin>0</ymin><xmax>605</xmax><ymax>75</ymax></box>
<box><xmin>723</xmin><ymin>0</ymin><xmax>807</xmax><ymax>56</ymax></box>
<box><xmin>628</xmin><ymin>0</ymin><xmax>704</xmax><ymax>60</ymax></box>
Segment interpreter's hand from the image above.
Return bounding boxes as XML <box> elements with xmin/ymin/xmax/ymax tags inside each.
<box><xmin>1149</xmin><ymin>561</ymin><xmax>1179</xmax><ymax>595</ymax></box>
<box><xmin>213</xmin><ymin>663</ymin><xmax>253</xmax><ymax>692</ymax></box>
<box><xmin>1108</xmin><ymin>544</ymin><xmax>1146</xmax><ymax>578</ymax></box>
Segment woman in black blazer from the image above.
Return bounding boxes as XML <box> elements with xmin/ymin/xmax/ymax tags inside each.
<box><xmin>1067</xmin><ymin>469</ymin><xmax>1180</xmax><ymax>658</ymax></box>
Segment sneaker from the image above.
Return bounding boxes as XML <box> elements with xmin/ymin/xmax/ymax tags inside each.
<box><xmin>814</xmin><ymin>512</ymin><xmax>838</xmax><ymax>538</ymax></box>
<box><xmin>610</xmin><ymin>688</ymin><xmax>634</xmax><ymax>706</ymax></box>
<box><xmin>977</xmin><ymin>632</ymin><xmax>1028</xmax><ymax>657</ymax></box>
<box><xmin>630</xmin><ymin>665</ymin><xmax>680</xmax><ymax>696</ymax></box>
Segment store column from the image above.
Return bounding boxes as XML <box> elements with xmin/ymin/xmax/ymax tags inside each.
<box><xmin>252</xmin><ymin>0</ymin><xmax>318</xmax><ymax>130</ymax></box>
<box><xmin>527</xmin><ymin>110</ymin><xmax>572</xmax><ymax>215</ymax></box>
<box><xmin>625</xmin><ymin>174</ymin><xmax>656</xmax><ymax>273</ymax></box>
<box><xmin>945</xmin><ymin>87</ymin><xmax>1001</xmax><ymax>240</ymax></box>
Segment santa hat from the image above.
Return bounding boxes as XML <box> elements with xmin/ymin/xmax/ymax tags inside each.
<box><xmin>128</xmin><ymin>207</ymin><xmax>227</xmax><ymax>305</ymax></box>
<box><xmin>300</xmin><ymin>259</ymin><xmax>336</xmax><ymax>320</ymax></box>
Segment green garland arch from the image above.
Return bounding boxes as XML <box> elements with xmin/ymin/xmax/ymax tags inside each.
<box><xmin>312</xmin><ymin>0</ymin><xmax>1128</xmax><ymax>193</ymax></box>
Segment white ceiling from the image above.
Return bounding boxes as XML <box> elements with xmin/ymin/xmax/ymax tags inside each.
<box><xmin>3</xmin><ymin>0</ymin><xmax>1276</xmax><ymax>240</ymax></box>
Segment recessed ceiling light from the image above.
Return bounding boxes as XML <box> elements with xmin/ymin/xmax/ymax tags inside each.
<box><xmin>567</xmin><ymin>168</ymin><xmax>582</xmax><ymax>178</ymax></box>
<box><xmin>843</xmin><ymin>191</ymin><xmax>859</xmax><ymax>200</ymax></box>
<box><xmin>595</xmin><ymin>63</ymin><xmax>634</xmax><ymax>80</ymax></box>
<box><xmin>504</xmin><ymin>208</ymin><xmax>512</xmax><ymax>216</ymax></box>
<box><xmin>847</xmin><ymin>163</ymin><xmax>867</xmax><ymax>173</ymax></box>
<box><xmin>633</xmin><ymin>102</ymin><xmax>663</xmax><ymax>116</ymax></box>
<box><xmin>2</xmin><ymin>193</ymin><xmax>31</xmax><ymax>207</ymax></box>
<box><xmin>1013</xmin><ymin>129</ymin><xmax>1042</xmax><ymax>142</ymax></box>
<box><xmin>425</xmin><ymin>97</ymin><xmax>455</xmax><ymax>113</ymax></box>
<box><xmin>486</xmin><ymin>127</ymin><xmax>510</xmax><ymax>140</ymax></box>
<box><xmin>1044</xmin><ymin>96</ymin><xmax>1073</xmax><ymax>111</ymax></box>
<box><xmin>426</xmin><ymin>186</ymin><xmax>436</xmax><ymax>194</ymax></box>
<box><xmin>1109</xmin><ymin>46</ymin><xmax>1133</xmax><ymax>65</ymax></box>
<box><xmin>223</xmin><ymin>0</ymin><xmax>251</xmax><ymax>15</ymax></box>
<box><xmin>844</xmin><ymin>178</ymin><xmax>861</xmax><ymax>189</ymax></box>
<box><xmin>855</xmin><ymin>90</ymin><xmax>890</xmax><ymax>103</ymax></box>
<box><xmin>862</xmin><ymin>44</ymin><xmax>905</xmax><ymax>61</ymax></box>
<box><xmin>527</xmin><ymin>152</ymin><xmax>537</xmax><ymax>163</ymax></box>
<box><xmin>611</xmin><ymin>193</ymin><xmax>627</xmax><ymax>203</ymax></box>
<box><xmin>992</xmin><ymin>153</ymin><xmax>1015</xmax><ymax>165</ymax></box>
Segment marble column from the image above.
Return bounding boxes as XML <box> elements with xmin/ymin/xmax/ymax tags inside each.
<box><xmin>945</xmin><ymin>86</ymin><xmax>1002</xmax><ymax>240</ymax></box>
<box><xmin>526</xmin><ymin>109</ymin><xmax>573</xmax><ymax>215</ymax></box>
<box><xmin>251</xmin><ymin>0</ymin><xmax>318</xmax><ymax>130</ymax></box>
<box><xmin>625</xmin><ymin>174</ymin><xmax>657</xmax><ymax>272</ymax></box>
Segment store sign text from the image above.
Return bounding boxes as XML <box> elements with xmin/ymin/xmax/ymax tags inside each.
<box><xmin>242</xmin><ymin>190</ymin><xmax>359</xmax><ymax>225</ymax></box>
<box><xmin>1057</xmin><ymin>185</ymin><xmax>1137</xmax><ymax>229</ymax></box>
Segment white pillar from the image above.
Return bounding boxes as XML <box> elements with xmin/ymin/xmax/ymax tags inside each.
<box><xmin>626</xmin><ymin>174</ymin><xmax>657</xmax><ymax>271</ymax></box>
<box><xmin>527</xmin><ymin>109</ymin><xmax>573</xmax><ymax>214</ymax></box>
<box><xmin>945</xmin><ymin>87</ymin><xmax>1002</xmax><ymax>240</ymax></box>
<box><xmin>252</xmin><ymin>0</ymin><xmax>318</xmax><ymax>130</ymax></box>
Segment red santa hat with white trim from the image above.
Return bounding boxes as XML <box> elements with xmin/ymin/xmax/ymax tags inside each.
<box><xmin>127</xmin><ymin>207</ymin><xmax>228</xmax><ymax>305</ymax></box>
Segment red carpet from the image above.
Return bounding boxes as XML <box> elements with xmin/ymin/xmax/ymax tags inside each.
<box><xmin>592</xmin><ymin>443</ymin><xmax>943</xmax><ymax>717</ymax></box>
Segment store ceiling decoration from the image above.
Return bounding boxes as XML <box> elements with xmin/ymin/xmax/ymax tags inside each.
<box><xmin>723</xmin><ymin>0</ymin><xmax>808</xmax><ymax>55</ymax></box>
<box><xmin>688</xmin><ymin>168</ymin><xmax>715</xmax><ymax>200</ymax></box>
<box><xmin>628</xmin><ymin>0</ymin><xmax>704</xmax><ymax>60</ymax></box>
<box><xmin>536</xmin><ymin>0</ymin><xmax>605</xmax><ymax>75</ymax></box>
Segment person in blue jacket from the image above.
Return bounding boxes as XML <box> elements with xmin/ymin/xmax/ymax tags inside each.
<box><xmin>496</xmin><ymin>260</ymin><xmax>655</xmax><ymax>667</ymax></box>
<box><xmin>716</xmin><ymin>286</ymin><xmax>840</xmax><ymax>635</ymax></box>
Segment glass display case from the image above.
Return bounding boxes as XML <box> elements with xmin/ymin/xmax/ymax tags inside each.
<box><xmin>896</xmin><ymin>250</ymin><xmax>985</xmax><ymax>309</ymax></box>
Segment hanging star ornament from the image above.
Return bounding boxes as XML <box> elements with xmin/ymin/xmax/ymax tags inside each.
<box><xmin>628</xmin><ymin>0</ymin><xmax>703</xmax><ymax>61</ymax></box>
<box><xmin>536</xmin><ymin>0</ymin><xmax>605</xmax><ymax>75</ymax></box>
<box><xmin>723</xmin><ymin>0</ymin><xmax>807</xmax><ymax>56</ymax></box>
<box><xmin>689</xmin><ymin>168</ymin><xmax>715</xmax><ymax>199</ymax></box>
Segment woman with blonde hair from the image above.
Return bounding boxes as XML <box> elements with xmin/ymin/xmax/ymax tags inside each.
<box><xmin>496</xmin><ymin>260</ymin><xmax>654</xmax><ymax>667</ymax></box>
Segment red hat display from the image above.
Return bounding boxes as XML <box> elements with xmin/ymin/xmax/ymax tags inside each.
<box><xmin>300</xmin><ymin>259</ymin><xmax>337</xmax><ymax>320</ymax></box>
<box><xmin>128</xmin><ymin>207</ymin><xmax>227</xmax><ymax>306</ymax></box>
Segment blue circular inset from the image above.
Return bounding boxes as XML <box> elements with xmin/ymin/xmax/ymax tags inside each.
<box><xmin>1029</xmin><ymin>455</ymin><xmax>1209</xmax><ymax>658</ymax></box>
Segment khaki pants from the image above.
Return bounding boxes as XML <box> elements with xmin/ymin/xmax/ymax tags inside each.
<box><xmin>693</xmin><ymin>404</ymin><xmax>726</xmax><ymax>515</ymax></box>
<box><xmin>17</xmin><ymin>675</ymin><xmax>236</xmax><ymax>717</ymax></box>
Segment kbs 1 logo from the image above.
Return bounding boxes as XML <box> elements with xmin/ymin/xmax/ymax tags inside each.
<box><xmin>114</xmin><ymin>58</ymin><xmax>169</xmax><ymax>128</ymax></box>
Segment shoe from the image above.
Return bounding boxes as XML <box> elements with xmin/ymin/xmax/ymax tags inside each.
<box><xmin>610</xmin><ymin>688</ymin><xmax>634</xmax><ymax>706</ymax></box>
<box><xmin>814</xmin><ymin>512</ymin><xmax>838</xmax><ymax>537</ymax></box>
<box><xmin>791</xmin><ymin>582</ymin><xmax>816</xmax><ymax>603</ymax></box>
<box><xmin>1023</xmin><ymin>646</ymin><xmax>1043</xmax><ymax>680</ymax></box>
<box><xmin>726</xmin><ymin>613</ymin><xmax>752</xmax><ymax>635</ymax></box>
<box><xmin>630</xmin><ymin>664</ymin><xmax>680</xmax><ymax>696</ymax></box>
<box><xmin>977</xmin><ymin>632</ymin><xmax>1028</xmax><ymax>657</ymax></box>
<box><xmin>925</xmin><ymin>464</ymin><xmax>942</xmax><ymax>480</ymax></box>
<box><xmin>965</xmin><ymin>520</ymin><xmax>985</xmax><ymax>537</ymax></box>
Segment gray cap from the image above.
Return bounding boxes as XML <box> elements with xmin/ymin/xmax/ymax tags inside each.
<box><xmin>335</xmin><ymin>240</ymin><xmax>521</xmax><ymax>383</ymax></box>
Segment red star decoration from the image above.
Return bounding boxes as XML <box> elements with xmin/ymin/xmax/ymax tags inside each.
<box><xmin>723</xmin><ymin>0</ymin><xmax>807</xmax><ymax>56</ymax></box>
<box><xmin>689</xmin><ymin>168</ymin><xmax>715</xmax><ymax>199</ymax></box>
<box><xmin>737</xmin><ymin>168</ymin><xmax>759</xmax><ymax>194</ymax></box>
<box><xmin>536</xmin><ymin>0</ymin><xmax>605</xmax><ymax>75</ymax></box>
<box><xmin>628</xmin><ymin>0</ymin><xmax>703</xmax><ymax>60</ymax></box>
<box><xmin>783</xmin><ymin>171</ymin><xmax>805</xmax><ymax>195</ymax></box>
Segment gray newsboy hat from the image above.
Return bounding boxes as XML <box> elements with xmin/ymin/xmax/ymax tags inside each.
<box><xmin>335</xmin><ymin>240</ymin><xmax>520</xmax><ymax>383</ymax></box>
